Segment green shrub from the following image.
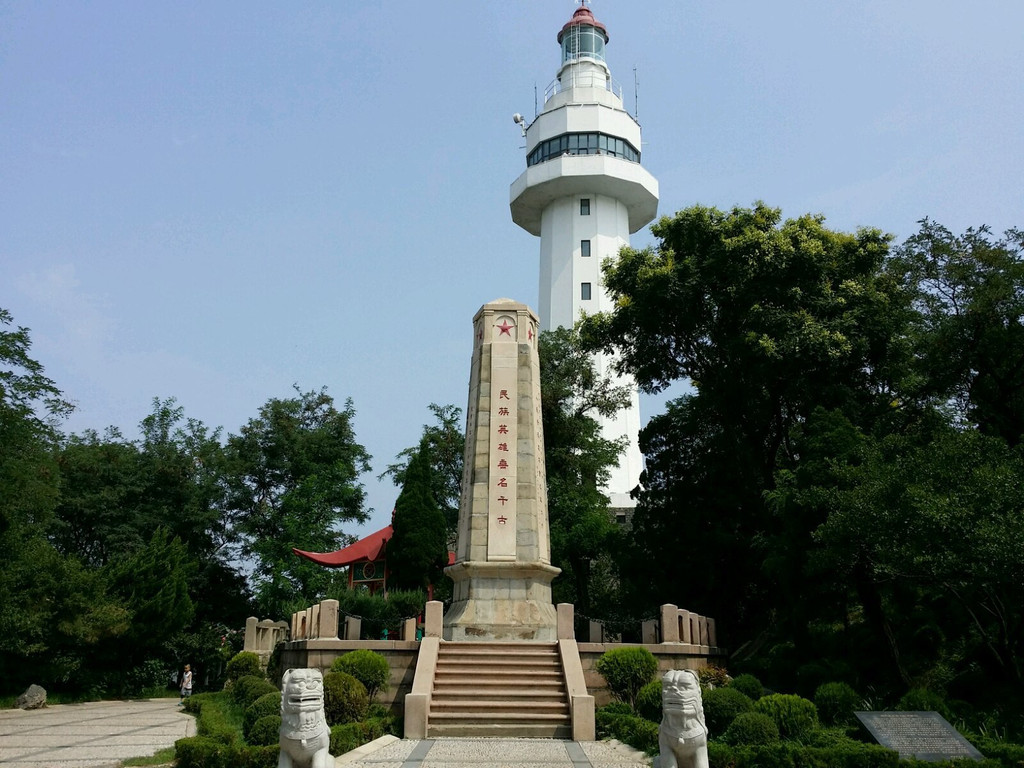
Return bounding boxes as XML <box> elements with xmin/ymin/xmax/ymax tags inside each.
<box><xmin>175</xmin><ymin>735</ymin><xmax>234</xmax><ymax>768</ymax></box>
<box><xmin>243</xmin><ymin>692</ymin><xmax>281</xmax><ymax>741</ymax></box>
<box><xmin>706</xmin><ymin>741</ymin><xmax>901</xmax><ymax>768</ymax></box>
<box><xmin>233</xmin><ymin>676</ymin><xmax>278</xmax><ymax>709</ymax></box>
<box><xmin>323</xmin><ymin>671</ymin><xmax>368</xmax><ymax>726</ymax></box>
<box><xmin>698</xmin><ymin>664</ymin><xmax>730</xmax><ymax>689</ymax></box>
<box><xmin>897</xmin><ymin>688</ymin><xmax>951</xmax><ymax>718</ymax></box>
<box><xmin>815</xmin><ymin>682</ymin><xmax>861</xmax><ymax>726</ymax></box>
<box><xmin>722</xmin><ymin>711</ymin><xmax>780</xmax><ymax>746</ymax></box>
<box><xmin>595</xmin><ymin>710</ymin><xmax>660</xmax><ymax>755</ymax></box>
<box><xmin>188</xmin><ymin>691</ymin><xmax>242</xmax><ymax>745</ymax></box>
<box><xmin>247</xmin><ymin>715</ymin><xmax>281</xmax><ymax>747</ymax></box>
<box><xmin>331</xmin><ymin>650</ymin><xmax>390</xmax><ymax>700</ymax></box>
<box><xmin>635</xmin><ymin>679</ymin><xmax>662</xmax><ymax>722</ymax></box>
<box><xmin>755</xmin><ymin>693</ymin><xmax>818</xmax><ymax>740</ymax></box>
<box><xmin>328</xmin><ymin>717</ymin><xmax>394</xmax><ymax>755</ymax></box>
<box><xmin>226</xmin><ymin>651</ymin><xmax>262</xmax><ymax>684</ymax></box>
<box><xmin>600</xmin><ymin>701</ymin><xmax>634</xmax><ymax>716</ymax></box>
<box><xmin>728</xmin><ymin>673</ymin><xmax>764</xmax><ymax>701</ymax></box>
<box><xmin>703</xmin><ymin>686</ymin><xmax>754</xmax><ymax>736</ymax></box>
<box><xmin>595</xmin><ymin>647</ymin><xmax>658</xmax><ymax>708</ymax></box>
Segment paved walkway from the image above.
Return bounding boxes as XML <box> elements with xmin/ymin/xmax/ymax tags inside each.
<box><xmin>338</xmin><ymin>738</ymin><xmax>652</xmax><ymax>768</ymax></box>
<box><xmin>0</xmin><ymin>698</ymin><xmax>195</xmax><ymax>768</ymax></box>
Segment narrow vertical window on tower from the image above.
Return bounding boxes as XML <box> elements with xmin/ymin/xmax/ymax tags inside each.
<box><xmin>581</xmin><ymin>282</ymin><xmax>592</xmax><ymax>301</ymax></box>
<box><xmin>581</xmin><ymin>240</ymin><xmax>591</xmax><ymax>257</ymax></box>
<box><xmin>580</xmin><ymin>198</ymin><xmax>590</xmax><ymax>215</ymax></box>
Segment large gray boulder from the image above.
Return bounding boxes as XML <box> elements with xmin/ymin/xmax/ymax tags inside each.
<box><xmin>16</xmin><ymin>684</ymin><xmax>47</xmax><ymax>710</ymax></box>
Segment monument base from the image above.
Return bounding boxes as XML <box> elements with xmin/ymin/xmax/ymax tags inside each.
<box><xmin>443</xmin><ymin>561</ymin><xmax>561</xmax><ymax>642</ymax></box>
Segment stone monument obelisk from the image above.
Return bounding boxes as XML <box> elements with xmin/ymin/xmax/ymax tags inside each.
<box><xmin>443</xmin><ymin>299</ymin><xmax>560</xmax><ymax>641</ymax></box>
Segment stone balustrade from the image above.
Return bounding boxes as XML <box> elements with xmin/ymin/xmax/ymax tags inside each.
<box><xmin>242</xmin><ymin>616</ymin><xmax>289</xmax><ymax>667</ymax></box>
<box><xmin>288</xmin><ymin>599</ymin><xmax>419</xmax><ymax>642</ymax></box>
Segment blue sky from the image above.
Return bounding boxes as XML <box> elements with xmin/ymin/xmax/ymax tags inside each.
<box><xmin>2</xmin><ymin>1</ymin><xmax>1022</xmax><ymax>536</ymax></box>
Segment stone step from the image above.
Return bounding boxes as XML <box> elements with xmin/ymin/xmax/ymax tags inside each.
<box><xmin>430</xmin><ymin>704</ymin><xmax>569</xmax><ymax>716</ymax></box>
<box><xmin>434</xmin><ymin>647</ymin><xmax>557</xmax><ymax>659</ymax></box>
<box><xmin>428</xmin><ymin>723</ymin><xmax>573</xmax><ymax>739</ymax></box>
<box><xmin>433</xmin><ymin>670</ymin><xmax>564</xmax><ymax>682</ymax></box>
<box><xmin>436</xmin><ymin>660</ymin><xmax>561</xmax><ymax>672</ymax></box>
<box><xmin>432</xmin><ymin>686</ymin><xmax>566</xmax><ymax>698</ymax></box>
<box><xmin>430</xmin><ymin>710</ymin><xmax>569</xmax><ymax>722</ymax></box>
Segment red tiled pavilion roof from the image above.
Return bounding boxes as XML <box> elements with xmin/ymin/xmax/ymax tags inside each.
<box><xmin>292</xmin><ymin>524</ymin><xmax>392</xmax><ymax>568</ymax></box>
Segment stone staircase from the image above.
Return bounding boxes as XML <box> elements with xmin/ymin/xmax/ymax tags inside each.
<box><xmin>428</xmin><ymin>642</ymin><xmax>572</xmax><ymax>737</ymax></box>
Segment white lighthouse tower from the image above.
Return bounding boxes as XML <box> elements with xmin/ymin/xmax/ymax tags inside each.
<box><xmin>510</xmin><ymin>4</ymin><xmax>659</xmax><ymax>512</ymax></box>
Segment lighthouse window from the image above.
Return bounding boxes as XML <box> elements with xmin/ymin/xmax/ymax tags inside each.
<box><xmin>561</xmin><ymin>26</ymin><xmax>606</xmax><ymax>64</ymax></box>
<box><xmin>581</xmin><ymin>282</ymin><xmax>592</xmax><ymax>301</ymax></box>
<box><xmin>581</xmin><ymin>240</ymin><xmax>591</xmax><ymax>257</ymax></box>
<box><xmin>526</xmin><ymin>132</ymin><xmax>640</xmax><ymax>167</ymax></box>
<box><xmin>580</xmin><ymin>199</ymin><xmax>590</xmax><ymax>215</ymax></box>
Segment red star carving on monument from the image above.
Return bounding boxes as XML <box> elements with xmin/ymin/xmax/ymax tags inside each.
<box><xmin>528</xmin><ymin>327</ymin><xmax>534</xmax><ymax>341</ymax></box>
<box><xmin>496</xmin><ymin>320</ymin><xmax>514</xmax><ymax>336</ymax></box>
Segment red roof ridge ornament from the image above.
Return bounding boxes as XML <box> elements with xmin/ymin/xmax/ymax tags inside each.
<box><xmin>558</xmin><ymin>2</ymin><xmax>608</xmax><ymax>44</ymax></box>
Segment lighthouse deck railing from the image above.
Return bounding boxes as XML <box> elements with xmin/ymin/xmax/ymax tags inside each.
<box><xmin>543</xmin><ymin>71</ymin><xmax>626</xmax><ymax>109</ymax></box>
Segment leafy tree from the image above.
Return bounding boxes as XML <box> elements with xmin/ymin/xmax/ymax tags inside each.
<box><xmin>225</xmin><ymin>387</ymin><xmax>371</xmax><ymax>618</ymax></box>
<box><xmin>0</xmin><ymin>308</ymin><xmax>127</xmax><ymax>691</ymax></box>
<box><xmin>380</xmin><ymin>403</ymin><xmax>464</xmax><ymax>537</ymax></box>
<box><xmin>582</xmin><ymin>203</ymin><xmax>915</xmax><ymax>639</ymax></box>
<box><xmin>386</xmin><ymin>439</ymin><xmax>448</xmax><ymax>592</ymax></box>
<box><xmin>103</xmin><ymin>527</ymin><xmax>196</xmax><ymax>679</ymax></box>
<box><xmin>539</xmin><ymin>327</ymin><xmax>631</xmax><ymax>617</ymax></box>
<box><xmin>893</xmin><ymin>221</ymin><xmax>1024</xmax><ymax>444</ymax></box>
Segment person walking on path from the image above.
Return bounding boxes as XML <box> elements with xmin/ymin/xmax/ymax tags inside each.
<box><xmin>179</xmin><ymin>664</ymin><xmax>193</xmax><ymax>706</ymax></box>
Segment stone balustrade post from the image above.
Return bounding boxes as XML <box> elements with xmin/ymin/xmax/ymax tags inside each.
<box><xmin>659</xmin><ymin>604</ymin><xmax>679</xmax><ymax>643</ymax></box>
<box><xmin>344</xmin><ymin>615</ymin><xmax>361</xmax><ymax>640</ymax></box>
<box><xmin>588</xmin><ymin>620</ymin><xmax>602</xmax><ymax>643</ymax></box>
<box><xmin>424</xmin><ymin>601</ymin><xmax>443</xmax><ymax>638</ymax></box>
<box><xmin>707</xmin><ymin>618</ymin><xmax>717</xmax><ymax>648</ymax></box>
<box><xmin>641</xmin><ymin>619</ymin><xmax>658</xmax><ymax>644</ymax></box>
<box><xmin>244</xmin><ymin>616</ymin><xmax>258</xmax><ymax>653</ymax></box>
<box><xmin>319</xmin><ymin>599</ymin><xmax>339</xmax><ymax>640</ymax></box>
<box><xmin>402</xmin><ymin>617</ymin><xmax>417</xmax><ymax>641</ymax></box>
<box><xmin>556</xmin><ymin>603</ymin><xmax>575</xmax><ymax>640</ymax></box>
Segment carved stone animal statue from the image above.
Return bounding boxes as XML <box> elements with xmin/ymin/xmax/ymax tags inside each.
<box><xmin>658</xmin><ymin>669</ymin><xmax>709</xmax><ymax>768</ymax></box>
<box><xmin>279</xmin><ymin>668</ymin><xmax>332</xmax><ymax>768</ymax></box>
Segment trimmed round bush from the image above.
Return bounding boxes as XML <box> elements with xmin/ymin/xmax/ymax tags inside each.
<box><xmin>248</xmin><ymin>715</ymin><xmax>281</xmax><ymax>747</ymax></box>
<box><xmin>702</xmin><ymin>687</ymin><xmax>754</xmax><ymax>736</ymax></box>
<box><xmin>814</xmin><ymin>682</ymin><xmax>861</xmax><ymax>726</ymax></box>
<box><xmin>897</xmin><ymin>687</ymin><xmax>950</xmax><ymax>718</ymax></box>
<box><xmin>244</xmin><ymin>692</ymin><xmax>282</xmax><ymax>740</ymax></box>
<box><xmin>755</xmin><ymin>693</ymin><xmax>819</xmax><ymax>740</ymax></box>
<box><xmin>233</xmin><ymin>675</ymin><xmax>278</xmax><ymax>709</ymax></box>
<box><xmin>635</xmin><ymin>679</ymin><xmax>662</xmax><ymax>723</ymax></box>
<box><xmin>331</xmin><ymin>650</ymin><xmax>390</xmax><ymax>700</ymax></box>
<box><xmin>721</xmin><ymin>711</ymin><xmax>780</xmax><ymax>746</ymax></box>
<box><xmin>728</xmin><ymin>673</ymin><xmax>764</xmax><ymax>701</ymax></box>
<box><xmin>226</xmin><ymin>651</ymin><xmax>262</xmax><ymax>683</ymax></box>
<box><xmin>323</xmin><ymin>671</ymin><xmax>369</xmax><ymax>726</ymax></box>
<box><xmin>595</xmin><ymin>647</ymin><xmax>658</xmax><ymax>708</ymax></box>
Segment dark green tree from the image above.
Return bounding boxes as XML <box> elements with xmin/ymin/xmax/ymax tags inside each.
<box><xmin>893</xmin><ymin>221</ymin><xmax>1024</xmax><ymax>444</ymax></box>
<box><xmin>380</xmin><ymin>403</ymin><xmax>464</xmax><ymax>537</ymax></box>
<box><xmin>225</xmin><ymin>387</ymin><xmax>371</xmax><ymax>618</ymax></box>
<box><xmin>386</xmin><ymin>439</ymin><xmax>448</xmax><ymax>592</ymax></box>
<box><xmin>539</xmin><ymin>327</ymin><xmax>631</xmax><ymax>617</ymax></box>
<box><xmin>582</xmin><ymin>204</ymin><xmax>915</xmax><ymax>639</ymax></box>
<box><xmin>0</xmin><ymin>308</ymin><xmax>127</xmax><ymax>691</ymax></box>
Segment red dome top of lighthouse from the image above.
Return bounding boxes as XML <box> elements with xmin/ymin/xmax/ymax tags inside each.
<box><xmin>557</xmin><ymin>5</ymin><xmax>609</xmax><ymax>44</ymax></box>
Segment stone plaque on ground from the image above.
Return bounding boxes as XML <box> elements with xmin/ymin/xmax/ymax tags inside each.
<box><xmin>856</xmin><ymin>711</ymin><xmax>983</xmax><ymax>762</ymax></box>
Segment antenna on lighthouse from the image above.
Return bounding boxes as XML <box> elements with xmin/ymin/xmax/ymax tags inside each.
<box><xmin>634</xmin><ymin>66</ymin><xmax>640</xmax><ymax>120</ymax></box>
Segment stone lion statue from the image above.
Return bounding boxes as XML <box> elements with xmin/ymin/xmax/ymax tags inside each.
<box><xmin>279</xmin><ymin>668</ymin><xmax>332</xmax><ymax>768</ymax></box>
<box><xmin>658</xmin><ymin>669</ymin><xmax>709</xmax><ymax>768</ymax></box>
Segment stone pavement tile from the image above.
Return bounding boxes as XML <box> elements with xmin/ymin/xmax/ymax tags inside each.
<box><xmin>421</xmin><ymin>763</ymin><xmax>571</xmax><ymax>768</ymax></box>
<box><xmin>423</xmin><ymin>739</ymin><xmax>571</xmax><ymax>761</ymax></box>
<box><xmin>352</xmin><ymin>738</ymin><xmax>420</xmax><ymax>761</ymax></box>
